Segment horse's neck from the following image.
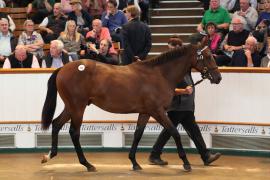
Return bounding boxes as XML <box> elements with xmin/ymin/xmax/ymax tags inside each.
<box><xmin>159</xmin><ymin>54</ymin><xmax>192</xmax><ymax>88</ymax></box>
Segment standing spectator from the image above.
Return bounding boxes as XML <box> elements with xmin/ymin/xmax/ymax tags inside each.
<box><xmin>0</xmin><ymin>18</ymin><xmax>17</xmax><ymax>68</ymax></box>
<box><xmin>82</xmin><ymin>38</ymin><xmax>119</xmax><ymax>64</ymax></box>
<box><xmin>42</xmin><ymin>40</ymin><xmax>71</xmax><ymax>68</ymax></box>
<box><xmin>215</xmin><ymin>17</ymin><xmax>250</xmax><ymax>66</ymax></box>
<box><xmin>27</xmin><ymin>0</ymin><xmax>55</xmax><ymax>24</ymax></box>
<box><xmin>58</xmin><ymin>20</ymin><xmax>85</xmax><ymax>60</ymax></box>
<box><xmin>101</xmin><ymin>0</ymin><xmax>128</xmax><ymax>43</ymax></box>
<box><xmin>18</xmin><ymin>20</ymin><xmax>44</xmax><ymax>60</ymax></box>
<box><xmin>149</xmin><ymin>35</ymin><xmax>221</xmax><ymax>166</ymax></box>
<box><xmin>230</xmin><ymin>36</ymin><xmax>261</xmax><ymax>66</ymax></box>
<box><xmin>68</xmin><ymin>0</ymin><xmax>93</xmax><ymax>36</ymax></box>
<box><xmin>82</xmin><ymin>0</ymin><xmax>106</xmax><ymax>19</ymax></box>
<box><xmin>86</xmin><ymin>19</ymin><xmax>117</xmax><ymax>54</ymax></box>
<box><xmin>231</xmin><ymin>0</ymin><xmax>258</xmax><ymax>31</ymax></box>
<box><xmin>121</xmin><ymin>5</ymin><xmax>151</xmax><ymax>64</ymax></box>
<box><xmin>39</xmin><ymin>3</ymin><xmax>67</xmax><ymax>43</ymax></box>
<box><xmin>197</xmin><ymin>0</ymin><xmax>231</xmax><ymax>37</ymax></box>
<box><xmin>3</xmin><ymin>45</ymin><xmax>40</xmax><ymax>68</ymax></box>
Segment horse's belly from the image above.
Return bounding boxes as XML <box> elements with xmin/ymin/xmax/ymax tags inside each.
<box><xmin>92</xmin><ymin>99</ymin><xmax>138</xmax><ymax>114</ymax></box>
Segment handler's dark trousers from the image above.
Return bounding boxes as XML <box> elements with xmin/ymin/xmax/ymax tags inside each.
<box><xmin>151</xmin><ymin>111</ymin><xmax>209</xmax><ymax>161</ymax></box>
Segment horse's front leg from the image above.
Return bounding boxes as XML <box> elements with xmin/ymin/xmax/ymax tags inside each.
<box><xmin>129</xmin><ymin>113</ymin><xmax>150</xmax><ymax>170</ymax></box>
<box><xmin>153</xmin><ymin>110</ymin><xmax>191</xmax><ymax>171</ymax></box>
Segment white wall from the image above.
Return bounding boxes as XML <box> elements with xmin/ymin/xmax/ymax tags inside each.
<box><xmin>1</xmin><ymin>70</ymin><xmax>270</xmax><ymax>124</ymax></box>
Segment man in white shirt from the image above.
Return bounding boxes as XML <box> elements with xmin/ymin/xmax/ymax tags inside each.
<box><xmin>0</xmin><ymin>18</ymin><xmax>17</xmax><ymax>68</ymax></box>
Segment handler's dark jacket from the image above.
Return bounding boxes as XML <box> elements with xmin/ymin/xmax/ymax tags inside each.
<box><xmin>168</xmin><ymin>72</ymin><xmax>195</xmax><ymax>112</ymax></box>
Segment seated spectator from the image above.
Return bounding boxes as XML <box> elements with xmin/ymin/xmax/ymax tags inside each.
<box><xmin>27</xmin><ymin>0</ymin><xmax>55</xmax><ymax>24</ymax></box>
<box><xmin>58</xmin><ymin>20</ymin><xmax>85</xmax><ymax>60</ymax></box>
<box><xmin>39</xmin><ymin>3</ymin><xmax>67</xmax><ymax>43</ymax></box>
<box><xmin>101</xmin><ymin>0</ymin><xmax>128</xmax><ymax>43</ymax></box>
<box><xmin>81</xmin><ymin>38</ymin><xmax>119</xmax><ymax>65</ymax></box>
<box><xmin>220</xmin><ymin>0</ymin><xmax>235</xmax><ymax>12</ymax></box>
<box><xmin>197</xmin><ymin>0</ymin><xmax>231</xmax><ymax>37</ymax></box>
<box><xmin>229</xmin><ymin>0</ymin><xmax>257</xmax><ymax>13</ymax></box>
<box><xmin>230</xmin><ymin>36</ymin><xmax>261</xmax><ymax>67</ymax></box>
<box><xmin>0</xmin><ymin>18</ymin><xmax>17</xmax><ymax>68</ymax></box>
<box><xmin>0</xmin><ymin>0</ymin><xmax>5</xmax><ymax>8</ymax></box>
<box><xmin>3</xmin><ymin>45</ymin><xmax>40</xmax><ymax>68</ymax></box>
<box><xmin>205</xmin><ymin>22</ymin><xmax>222</xmax><ymax>55</ymax></box>
<box><xmin>0</xmin><ymin>10</ymin><xmax>16</xmax><ymax>32</ymax></box>
<box><xmin>252</xmin><ymin>20</ymin><xmax>269</xmax><ymax>57</ymax></box>
<box><xmin>215</xmin><ymin>17</ymin><xmax>250</xmax><ymax>66</ymax></box>
<box><xmin>256</xmin><ymin>0</ymin><xmax>270</xmax><ymax>26</ymax></box>
<box><xmin>18</xmin><ymin>20</ymin><xmax>44</xmax><ymax>60</ymax></box>
<box><xmin>61</xmin><ymin>0</ymin><xmax>73</xmax><ymax>14</ymax></box>
<box><xmin>231</xmin><ymin>0</ymin><xmax>258</xmax><ymax>31</ymax></box>
<box><xmin>82</xmin><ymin>0</ymin><xmax>106</xmax><ymax>19</ymax></box>
<box><xmin>42</xmin><ymin>40</ymin><xmax>72</xmax><ymax>68</ymax></box>
<box><xmin>6</xmin><ymin>0</ymin><xmax>33</xmax><ymax>7</ymax></box>
<box><xmin>68</xmin><ymin>0</ymin><xmax>93</xmax><ymax>36</ymax></box>
<box><xmin>86</xmin><ymin>19</ymin><xmax>117</xmax><ymax>54</ymax></box>
<box><xmin>260</xmin><ymin>44</ymin><xmax>270</xmax><ymax>67</ymax></box>
<box><xmin>121</xmin><ymin>5</ymin><xmax>151</xmax><ymax>65</ymax></box>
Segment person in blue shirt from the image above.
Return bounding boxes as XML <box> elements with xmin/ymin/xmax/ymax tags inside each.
<box><xmin>101</xmin><ymin>0</ymin><xmax>128</xmax><ymax>44</ymax></box>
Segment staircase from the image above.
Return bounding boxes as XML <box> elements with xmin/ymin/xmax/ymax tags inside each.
<box><xmin>148</xmin><ymin>0</ymin><xmax>204</xmax><ymax>58</ymax></box>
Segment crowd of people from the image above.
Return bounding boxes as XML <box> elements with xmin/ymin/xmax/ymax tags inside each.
<box><xmin>197</xmin><ymin>0</ymin><xmax>270</xmax><ymax>67</ymax></box>
<box><xmin>0</xmin><ymin>0</ymin><xmax>152</xmax><ymax>68</ymax></box>
<box><xmin>2</xmin><ymin>0</ymin><xmax>270</xmax><ymax>68</ymax></box>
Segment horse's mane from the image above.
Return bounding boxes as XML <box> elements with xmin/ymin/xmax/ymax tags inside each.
<box><xmin>142</xmin><ymin>44</ymin><xmax>194</xmax><ymax>66</ymax></box>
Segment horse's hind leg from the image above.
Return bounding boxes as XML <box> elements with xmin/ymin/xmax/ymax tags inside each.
<box><xmin>69</xmin><ymin>110</ymin><xmax>96</xmax><ymax>172</ymax></box>
<box><xmin>41</xmin><ymin>108</ymin><xmax>70</xmax><ymax>163</ymax></box>
<box><xmin>153</xmin><ymin>110</ymin><xmax>191</xmax><ymax>171</ymax></box>
<box><xmin>129</xmin><ymin>113</ymin><xmax>150</xmax><ymax>170</ymax></box>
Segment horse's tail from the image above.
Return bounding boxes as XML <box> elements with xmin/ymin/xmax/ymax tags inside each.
<box><xmin>41</xmin><ymin>68</ymin><xmax>61</xmax><ymax>130</ymax></box>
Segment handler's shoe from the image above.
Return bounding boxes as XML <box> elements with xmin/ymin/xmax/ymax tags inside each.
<box><xmin>204</xmin><ymin>152</ymin><xmax>221</xmax><ymax>166</ymax></box>
<box><xmin>149</xmin><ymin>156</ymin><xmax>168</xmax><ymax>166</ymax></box>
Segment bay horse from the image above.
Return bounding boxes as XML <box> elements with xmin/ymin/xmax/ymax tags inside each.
<box><xmin>40</xmin><ymin>40</ymin><xmax>221</xmax><ymax>172</ymax></box>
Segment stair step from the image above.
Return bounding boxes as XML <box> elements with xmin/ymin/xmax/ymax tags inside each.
<box><xmin>152</xmin><ymin>33</ymin><xmax>192</xmax><ymax>43</ymax></box>
<box><xmin>150</xmin><ymin>16</ymin><xmax>202</xmax><ymax>24</ymax></box>
<box><xmin>158</xmin><ymin>1</ymin><xmax>202</xmax><ymax>8</ymax></box>
<box><xmin>151</xmin><ymin>8</ymin><xmax>204</xmax><ymax>16</ymax></box>
<box><xmin>150</xmin><ymin>24</ymin><xmax>197</xmax><ymax>33</ymax></box>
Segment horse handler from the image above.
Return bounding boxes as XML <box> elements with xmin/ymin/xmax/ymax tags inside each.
<box><xmin>149</xmin><ymin>72</ymin><xmax>221</xmax><ymax>166</ymax></box>
<box><xmin>149</xmin><ymin>35</ymin><xmax>221</xmax><ymax>166</ymax></box>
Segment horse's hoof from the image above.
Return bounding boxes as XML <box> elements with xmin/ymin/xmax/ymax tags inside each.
<box><xmin>183</xmin><ymin>164</ymin><xmax>192</xmax><ymax>172</ymax></box>
<box><xmin>41</xmin><ymin>155</ymin><xmax>48</xmax><ymax>164</ymax></box>
<box><xmin>133</xmin><ymin>164</ymin><xmax>142</xmax><ymax>171</ymax></box>
<box><xmin>87</xmin><ymin>165</ymin><xmax>97</xmax><ymax>172</ymax></box>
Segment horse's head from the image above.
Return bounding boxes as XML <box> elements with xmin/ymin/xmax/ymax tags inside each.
<box><xmin>193</xmin><ymin>36</ymin><xmax>222</xmax><ymax>84</ymax></box>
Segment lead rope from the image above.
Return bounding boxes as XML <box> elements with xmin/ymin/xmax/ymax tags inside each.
<box><xmin>191</xmin><ymin>78</ymin><xmax>204</xmax><ymax>87</ymax></box>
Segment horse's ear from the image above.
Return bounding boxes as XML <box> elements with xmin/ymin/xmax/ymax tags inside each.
<box><xmin>200</xmin><ymin>35</ymin><xmax>208</xmax><ymax>47</ymax></box>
